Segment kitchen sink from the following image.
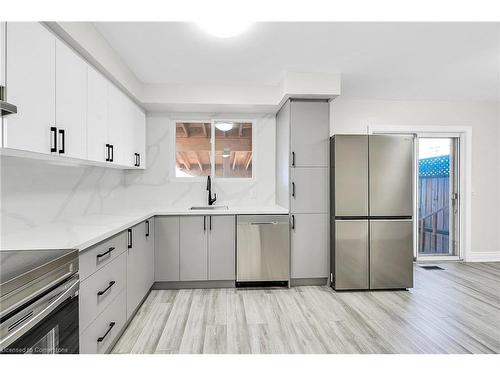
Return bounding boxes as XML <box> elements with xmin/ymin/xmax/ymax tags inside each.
<box><xmin>189</xmin><ymin>205</ymin><xmax>229</xmax><ymax>210</ymax></box>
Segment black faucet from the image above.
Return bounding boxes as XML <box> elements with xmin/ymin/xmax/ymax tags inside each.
<box><xmin>207</xmin><ymin>175</ymin><xmax>217</xmax><ymax>206</ymax></box>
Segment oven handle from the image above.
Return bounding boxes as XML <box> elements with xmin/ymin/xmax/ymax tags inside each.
<box><xmin>0</xmin><ymin>277</ymin><xmax>79</xmax><ymax>351</ymax></box>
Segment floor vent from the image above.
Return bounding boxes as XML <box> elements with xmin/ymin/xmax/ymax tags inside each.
<box><xmin>419</xmin><ymin>265</ymin><xmax>445</xmax><ymax>271</ymax></box>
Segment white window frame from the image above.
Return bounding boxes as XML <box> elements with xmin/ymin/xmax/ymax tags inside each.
<box><xmin>171</xmin><ymin>118</ymin><xmax>255</xmax><ymax>181</ymax></box>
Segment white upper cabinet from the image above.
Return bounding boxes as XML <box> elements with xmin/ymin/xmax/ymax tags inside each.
<box><xmin>133</xmin><ymin>105</ymin><xmax>146</xmax><ymax>168</ymax></box>
<box><xmin>2</xmin><ymin>22</ymin><xmax>146</xmax><ymax>169</ymax></box>
<box><xmin>4</xmin><ymin>22</ymin><xmax>55</xmax><ymax>154</ymax></box>
<box><xmin>55</xmin><ymin>39</ymin><xmax>87</xmax><ymax>159</ymax></box>
<box><xmin>87</xmin><ymin>67</ymin><xmax>108</xmax><ymax>163</ymax></box>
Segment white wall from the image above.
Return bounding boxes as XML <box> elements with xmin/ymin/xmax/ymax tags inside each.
<box><xmin>123</xmin><ymin>114</ymin><xmax>276</xmax><ymax>211</ymax></box>
<box><xmin>331</xmin><ymin>98</ymin><xmax>500</xmax><ymax>255</ymax></box>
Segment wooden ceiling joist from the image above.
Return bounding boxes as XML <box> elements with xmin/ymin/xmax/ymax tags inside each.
<box><xmin>245</xmin><ymin>152</ymin><xmax>253</xmax><ymax>170</ymax></box>
<box><xmin>194</xmin><ymin>152</ymin><xmax>203</xmax><ymax>171</ymax></box>
<box><xmin>181</xmin><ymin>123</ymin><xmax>189</xmax><ymax>137</ymax></box>
<box><xmin>178</xmin><ymin>151</ymin><xmax>191</xmax><ymax>170</ymax></box>
<box><xmin>176</xmin><ymin>138</ymin><xmax>251</xmax><ymax>152</ymax></box>
<box><xmin>232</xmin><ymin>152</ymin><xmax>238</xmax><ymax>170</ymax></box>
<box><xmin>239</xmin><ymin>124</ymin><xmax>243</xmax><ymax>137</ymax></box>
<box><xmin>201</xmin><ymin>123</ymin><xmax>208</xmax><ymax>137</ymax></box>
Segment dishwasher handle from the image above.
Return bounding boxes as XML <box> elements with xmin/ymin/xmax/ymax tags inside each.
<box><xmin>249</xmin><ymin>221</ymin><xmax>280</xmax><ymax>225</ymax></box>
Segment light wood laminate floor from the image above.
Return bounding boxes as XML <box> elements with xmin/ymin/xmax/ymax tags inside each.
<box><xmin>112</xmin><ymin>262</ymin><xmax>500</xmax><ymax>354</ymax></box>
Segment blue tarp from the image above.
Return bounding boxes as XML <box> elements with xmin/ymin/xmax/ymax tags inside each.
<box><xmin>419</xmin><ymin>155</ymin><xmax>450</xmax><ymax>178</ymax></box>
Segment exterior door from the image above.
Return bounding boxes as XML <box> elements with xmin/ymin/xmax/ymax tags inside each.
<box><xmin>290</xmin><ymin>100</ymin><xmax>329</xmax><ymax>167</ymax></box>
<box><xmin>369</xmin><ymin>135</ymin><xmax>414</xmax><ymax>217</ymax></box>
<box><xmin>179</xmin><ymin>216</ymin><xmax>208</xmax><ymax>281</ymax></box>
<box><xmin>208</xmin><ymin>215</ymin><xmax>235</xmax><ymax>281</ymax></box>
<box><xmin>334</xmin><ymin>220</ymin><xmax>369</xmax><ymax>290</ymax></box>
<box><xmin>333</xmin><ymin>135</ymin><xmax>369</xmax><ymax>217</ymax></box>
<box><xmin>5</xmin><ymin>22</ymin><xmax>55</xmax><ymax>154</ymax></box>
<box><xmin>370</xmin><ymin>220</ymin><xmax>413</xmax><ymax>289</ymax></box>
<box><xmin>417</xmin><ymin>137</ymin><xmax>460</xmax><ymax>258</ymax></box>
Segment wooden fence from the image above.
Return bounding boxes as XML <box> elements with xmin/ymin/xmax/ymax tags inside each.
<box><xmin>418</xmin><ymin>176</ymin><xmax>450</xmax><ymax>254</ymax></box>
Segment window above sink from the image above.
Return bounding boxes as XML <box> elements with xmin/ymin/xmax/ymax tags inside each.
<box><xmin>175</xmin><ymin>120</ymin><xmax>253</xmax><ymax>179</ymax></box>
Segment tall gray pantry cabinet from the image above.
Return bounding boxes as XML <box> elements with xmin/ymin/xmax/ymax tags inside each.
<box><xmin>276</xmin><ymin>99</ymin><xmax>330</xmax><ymax>284</ymax></box>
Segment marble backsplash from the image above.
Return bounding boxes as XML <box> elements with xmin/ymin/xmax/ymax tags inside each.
<box><xmin>1</xmin><ymin>113</ymin><xmax>277</xmax><ymax>242</ymax></box>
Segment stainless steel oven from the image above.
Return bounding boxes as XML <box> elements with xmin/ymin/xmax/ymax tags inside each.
<box><xmin>0</xmin><ymin>249</ymin><xmax>79</xmax><ymax>354</ymax></box>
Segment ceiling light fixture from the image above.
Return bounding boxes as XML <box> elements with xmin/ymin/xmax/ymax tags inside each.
<box><xmin>222</xmin><ymin>148</ymin><xmax>231</xmax><ymax>158</ymax></box>
<box><xmin>215</xmin><ymin>122</ymin><xmax>234</xmax><ymax>132</ymax></box>
<box><xmin>196</xmin><ymin>21</ymin><xmax>252</xmax><ymax>38</ymax></box>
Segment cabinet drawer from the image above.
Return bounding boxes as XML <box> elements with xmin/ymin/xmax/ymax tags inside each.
<box><xmin>79</xmin><ymin>232</ymin><xmax>126</xmax><ymax>281</ymax></box>
<box><xmin>80</xmin><ymin>290</ymin><xmax>126</xmax><ymax>354</ymax></box>
<box><xmin>79</xmin><ymin>252</ymin><xmax>126</xmax><ymax>331</ymax></box>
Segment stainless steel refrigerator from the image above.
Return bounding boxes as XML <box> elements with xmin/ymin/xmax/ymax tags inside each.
<box><xmin>330</xmin><ymin>135</ymin><xmax>414</xmax><ymax>290</ymax></box>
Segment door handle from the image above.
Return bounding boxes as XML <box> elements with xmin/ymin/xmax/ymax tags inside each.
<box><xmin>292</xmin><ymin>182</ymin><xmax>295</xmax><ymax>198</ymax></box>
<box><xmin>50</xmin><ymin>127</ymin><xmax>57</xmax><ymax>152</ymax></box>
<box><xmin>137</xmin><ymin>153</ymin><xmax>141</xmax><ymax>167</ymax></box>
<box><xmin>58</xmin><ymin>129</ymin><xmax>65</xmax><ymax>154</ymax></box>
<box><xmin>203</xmin><ymin>216</ymin><xmax>206</xmax><ymax>232</ymax></box>
<box><xmin>105</xmin><ymin>144</ymin><xmax>110</xmax><ymax>162</ymax></box>
<box><xmin>127</xmin><ymin>228</ymin><xmax>132</xmax><ymax>248</ymax></box>
<box><xmin>96</xmin><ymin>247</ymin><xmax>115</xmax><ymax>260</ymax></box>
<box><xmin>97</xmin><ymin>281</ymin><xmax>115</xmax><ymax>296</ymax></box>
<box><xmin>291</xmin><ymin>215</ymin><xmax>295</xmax><ymax>230</ymax></box>
<box><xmin>292</xmin><ymin>151</ymin><xmax>295</xmax><ymax>167</ymax></box>
<box><xmin>145</xmin><ymin>220</ymin><xmax>150</xmax><ymax>237</ymax></box>
<box><xmin>209</xmin><ymin>216</ymin><xmax>212</xmax><ymax>231</ymax></box>
<box><xmin>110</xmin><ymin>144</ymin><xmax>114</xmax><ymax>162</ymax></box>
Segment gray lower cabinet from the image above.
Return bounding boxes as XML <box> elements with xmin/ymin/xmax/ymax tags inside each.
<box><xmin>290</xmin><ymin>167</ymin><xmax>329</xmax><ymax>214</ymax></box>
<box><xmin>208</xmin><ymin>215</ymin><xmax>235</xmax><ymax>280</ymax></box>
<box><xmin>79</xmin><ymin>252</ymin><xmax>127</xmax><ymax>331</ymax></box>
<box><xmin>291</xmin><ymin>213</ymin><xmax>328</xmax><ymax>279</ymax></box>
<box><xmin>80</xmin><ymin>290</ymin><xmax>126</xmax><ymax>354</ymax></box>
<box><xmin>155</xmin><ymin>216</ymin><xmax>180</xmax><ymax>281</ymax></box>
<box><xmin>180</xmin><ymin>216</ymin><xmax>208</xmax><ymax>281</ymax></box>
<box><xmin>126</xmin><ymin>219</ymin><xmax>154</xmax><ymax>318</ymax></box>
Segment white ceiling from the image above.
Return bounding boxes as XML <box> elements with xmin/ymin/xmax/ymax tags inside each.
<box><xmin>94</xmin><ymin>22</ymin><xmax>499</xmax><ymax>101</ymax></box>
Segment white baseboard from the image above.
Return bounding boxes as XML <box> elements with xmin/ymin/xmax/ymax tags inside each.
<box><xmin>465</xmin><ymin>251</ymin><xmax>500</xmax><ymax>262</ymax></box>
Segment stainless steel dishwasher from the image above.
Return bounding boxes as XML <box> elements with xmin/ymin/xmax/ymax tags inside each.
<box><xmin>236</xmin><ymin>215</ymin><xmax>290</xmax><ymax>287</ymax></box>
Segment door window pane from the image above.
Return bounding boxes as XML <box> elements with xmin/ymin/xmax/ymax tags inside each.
<box><xmin>417</xmin><ymin>137</ymin><xmax>459</xmax><ymax>256</ymax></box>
<box><xmin>214</xmin><ymin>121</ymin><xmax>252</xmax><ymax>178</ymax></box>
<box><xmin>175</xmin><ymin>122</ymin><xmax>212</xmax><ymax>177</ymax></box>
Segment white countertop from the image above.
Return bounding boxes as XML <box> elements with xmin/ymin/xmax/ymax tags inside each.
<box><xmin>1</xmin><ymin>206</ymin><xmax>288</xmax><ymax>252</ymax></box>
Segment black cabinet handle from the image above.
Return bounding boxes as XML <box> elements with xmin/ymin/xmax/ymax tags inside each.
<box><xmin>137</xmin><ymin>153</ymin><xmax>141</xmax><ymax>167</ymax></box>
<box><xmin>97</xmin><ymin>281</ymin><xmax>115</xmax><ymax>296</ymax></box>
<box><xmin>97</xmin><ymin>322</ymin><xmax>115</xmax><ymax>343</ymax></box>
<box><xmin>145</xmin><ymin>220</ymin><xmax>150</xmax><ymax>237</ymax></box>
<box><xmin>50</xmin><ymin>127</ymin><xmax>57</xmax><ymax>152</ymax></box>
<box><xmin>209</xmin><ymin>216</ymin><xmax>212</xmax><ymax>231</ymax></box>
<box><xmin>292</xmin><ymin>182</ymin><xmax>296</xmax><ymax>198</ymax></box>
<box><xmin>127</xmin><ymin>228</ymin><xmax>132</xmax><ymax>248</ymax></box>
<box><xmin>110</xmin><ymin>144</ymin><xmax>114</xmax><ymax>162</ymax></box>
<box><xmin>134</xmin><ymin>153</ymin><xmax>138</xmax><ymax>167</ymax></box>
<box><xmin>105</xmin><ymin>144</ymin><xmax>110</xmax><ymax>162</ymax></box>
<box><xmin>58</xmin><ymin>129</ymin><xmax>65</xmax><ymax>154</ymax></box>
<box><xmin>291</xmin><ymin>215</ymin><xmax>295</xmax><ymax>230</ymax></box>
<box><xmin>292</xmin><ymin>151</ymin><xmax>295</xmax><ymax>167</ymax></box>
<box><xmin>97</xmin><ymin>247</ymin><xmax>115</xmax><ymax>259</ymax></box>
<box><xmin>203</xmin><ymin>216</ymin><xmax>206</xmax><ymax>231</ymax></box>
